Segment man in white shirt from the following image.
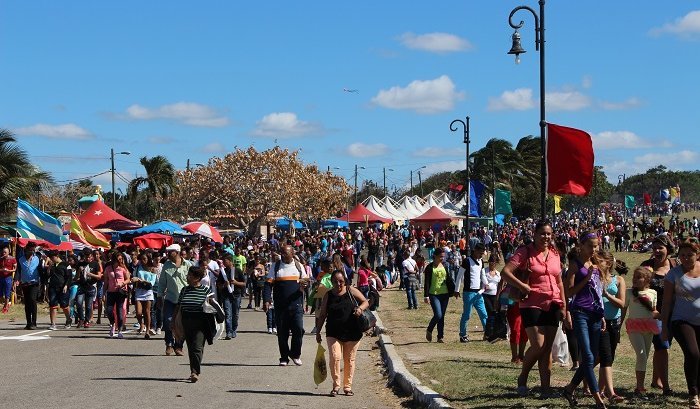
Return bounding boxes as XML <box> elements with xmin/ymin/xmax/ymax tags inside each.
<box><xmin>454</xmin><ymin>243</ymin><xmax>488</xmax><ymax>343</ymax></box>
<box><xmin>263</xmin><ymin>245</ymin><xmax>309</xmax><ymax>366</ymax></box>
<box><xmin>401</xmin><ymin>252</ymin><xmax>419</xmax><ymax>309</ymax></box>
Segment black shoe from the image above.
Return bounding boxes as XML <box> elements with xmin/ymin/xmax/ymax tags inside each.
<box><xmin>24</xmin><ymin>325</ymin><xmax>32</xmax><ymax>330</ymax></box>
<box><xmin>459</xmin><ymin>335</ymin><xmax>469</xmax><ymax>343</ymax></box>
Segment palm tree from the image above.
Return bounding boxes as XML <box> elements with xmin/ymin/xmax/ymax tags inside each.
<box><xmin>128</xmin><ymin>155</ymin><xmax>176</xmax><ymax>221</ymax></box>
<box><xmin>0</xmin><ymin>129</ymin><xmax>53</xmax><ymax>214</ymax></box>
<box><xmin>470</xmin><ymin>138</ymin><xmax>531</xmax><ymax>191</ymax></box>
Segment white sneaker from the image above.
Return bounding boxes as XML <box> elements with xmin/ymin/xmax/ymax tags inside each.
<box><xmin>156</xmin><ymin>328</ymin><xmax>162</xmax><ymax>335</ymax></box>
<box><xmin>272</xmin><ymin>328</ymin><xmax>277</xmax><ymax>334</ymax></box>
<box><xmin>267</xmin><ymin>328</ymin><xmax>273</xmax><ymax>334</ymax></box>
<box><xmin>148</xmin><ymin>329</ymin><xmax>156</xmax><ymax>336</ymax></box>
<box><xmin>292</xmin><ymin>358</ymin><xmax>302</xmax><ymax>366</ymax></box>
<box><xmin>48</xmin><ymin>324</ymin><xmax>57</xmax><ymax>331</ymax></box>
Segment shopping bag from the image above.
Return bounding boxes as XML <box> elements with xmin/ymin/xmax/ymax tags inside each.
<box><xmin>214</xmin><ymin>321</ymin><xmax>225</xmax><ymax>341</ymax></box>
<box><xmin>313</xmin><ymin>343</ymin><xmax>327</xmax><ymax>386</ymax></box>
<box><xmin>171</xmin><ymin>308</ymin><xmax>185</xmax><ymax>343</ymax></box>
<box><xmin>551</xmin><ymin>326</ymin><xmax>569</xmax><ymax>365</ymax></box>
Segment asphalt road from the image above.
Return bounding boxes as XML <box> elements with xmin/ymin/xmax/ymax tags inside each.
<box><xmin>1</xmin><ymin>307</ymin><xmax>393</xmax><ymax>409</ymax></box>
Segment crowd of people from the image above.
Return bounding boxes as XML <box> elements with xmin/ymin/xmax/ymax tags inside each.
<box><xmin>1</xmin><ymin>203</ymin><xmax>700</xmax><ymax>406</ymax></box>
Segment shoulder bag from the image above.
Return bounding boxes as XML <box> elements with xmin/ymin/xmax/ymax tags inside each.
<box><xmin>499</xmin><ymin>245</ymin><xmax>532</xmax><ymax>305</ymax></box>
<box><xmin>347</xmin><ymin>289</ymin><xmax>376</xmax><ymax>332</ymax></box>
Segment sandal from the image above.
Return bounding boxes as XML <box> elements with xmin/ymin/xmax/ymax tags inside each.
<box><xmin>607</xmin><ymin>394</ymin><xmax>624</xmax><ymax>404</ymax></box>
<box><xmin>562</xmin><ymin>386</ymin><xmax>577</xmax><ymax>407</ymax></box>
<box><xmin>329</xmin><ymin>389</ymin><xmax>339</xmax><ymax>397</ymax></box>
<box><xmin>344</xmin><ymin>389</ymin><xmax>354</xmax><ymax>396</ymax></box>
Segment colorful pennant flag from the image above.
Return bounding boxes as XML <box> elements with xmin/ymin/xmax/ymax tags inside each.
<box><xmin>553</xmin><ymin>195</ymin><xmax>562</xmax><ymax>214</ymax></box>
<box><xmin>468</xmin><ymin>180</ymin><xmax>486</xmax><ymax>217</ymax></box>
<box><xmin>546</xmin><ymin>123</ymin><xmax>594</xmax><ymax>196</ymax></box>
<box><xmin>16</xmin><ymin>198</ymin><xmax>65</xmax><ymax>245</ymax></box>
<box><xmin>494</xmin><ymin>189</ymin><xmax>512</xmax><ymax>215</ymax></box>
<box><xmin>644</xmin><ymin>192</ymin><xmax>652</xmax><ymax>205</ymax></box>
<box><xmin>70</xmin><ymin>214</ymin><xmax>110</xmax><ymax>248</ymax></box>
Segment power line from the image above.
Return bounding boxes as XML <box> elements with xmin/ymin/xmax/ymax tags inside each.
<box><xmin>54</xmin><ymin>170</ymin><xmax>111</xmax><ymax>184</ymax></box>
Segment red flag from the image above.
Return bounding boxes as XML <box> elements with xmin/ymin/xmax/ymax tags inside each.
<box><xmin>546</xmin><ymin>123</ymin><xmax>594</xmax><ymax>196</ymax></box>
<box><xmin>644</xmin><ymin>192</ymin><xmax>652</xmax><ymax>205</ymax></box>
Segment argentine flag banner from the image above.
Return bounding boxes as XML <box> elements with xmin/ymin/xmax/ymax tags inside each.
<box><xmin>16</xmin><ymin>198</ymin><xmax>65</xmax><ymax>245</ymax></box>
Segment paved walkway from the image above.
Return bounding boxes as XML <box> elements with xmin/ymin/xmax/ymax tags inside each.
<box><xmin>1</xmin><ymin>307</ymin><xmax>393</xmax><ymax>409</ymax></box>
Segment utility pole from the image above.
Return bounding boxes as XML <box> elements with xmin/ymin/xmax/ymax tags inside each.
<box><xmin>111</xmin><ymin>148</ymin><xmax>116</xmax><ymax>209</ymax></box>
<box><xmin>187</xmin><ymin>159</ymin><xmax>190</xmax><ymax>171</ymax></box>
<box><xmin>410</xmin><ymin>170</ymin><xmax>414</xmax><ymax>195</ymax></box>
<box><xmin>383</xmin><ymin>168</ymin><xmax>393</xmax><ymax>197</ymax></box>
<box><xmin>418</xmin><ymin>170</ymin><xmax>423</xmax><ymax>197</ymax></box>
<box><xmin>354</xmin><ymin>165</ymin><xmax>365</xmax><ymax>206</ymax></box>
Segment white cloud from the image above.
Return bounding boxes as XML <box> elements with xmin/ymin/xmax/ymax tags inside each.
<box><xmin>546</xmin><ymin>91</ymin><xmax>591</xmax><ymax>111</ymax></box>
<box><xmin>633</xmin><ymin>150</ymin><xmax>698</xmax><ymax>165</ymax></box>
<box><xmin>372</xmin><ymin>75</ymin><xmax>464</xmax><ymax>114</ymax></box>
<box><xmin>345</xmin><ymin>143</ymin><xmax>390</xmax><ymax>158</ymax></box>
<box><xmin>581</xmin><ymin>75</ymin><xmax>593</xmax><ymax>89</ymax></box>
<box><xmin>487</xmin><ymin>88</ymin><xmax>534</xmax><ymax>111</ymax></box>
<box><xmin>202</xmin><ymin>142</ymin><xmax>225</xmax><ymax>153</ymax></box>
<box><xmin>601</xmin><ymin>150</ymin><xmax>699</xmax><ymax>180</ymax></box>
<box><xmin>251</xmin><ymin>112</ymin><xmax>324</xmax><ymax>138</ymax></box>
<box><xmin>412</xmin><ymin>147</ymin><xmax>463</xmax><ymax>158</ymax></box>
<box><xmin>124</xmin><ymin>102</ymin><xmax>229</xmax><ymax>127</ymax></box>
<box><xmin>399</xmin><ymin>32</ymin><xmax>473</xmax><ymax>53</ymax></box>
<box><xmin>592</xmin><ymin>131</ymin><xmax>669</xmax><ymax>150</ymax></box>
<box><xmin>13</xmin><ymin>123</ymin><xmax>93</xmax><ymax>140</ymax></box>
<box><xmin>650</xmin><ymin>10</ymin><xmax>700</xmax><ymax>37</ymax></box>
<box><xmin>599</xmin><ymin>97</ymin><xmax>642</xmax><ymax>110</ymax></box>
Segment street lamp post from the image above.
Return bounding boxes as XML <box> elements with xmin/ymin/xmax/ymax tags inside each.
<box><xmin>110</xmin><ymin>148</ymin><xmax>131</xmax><ymax>210</ymax></box>
<box><xmin>418</xmin><ymin>170</ymin><xmax>424</xmax><ymax>197</ymax></box>
<box><xmin>354</xmin><ymin>165</ymin><xmax>365</xmax><ymax>206</ymax></box>
<box><xmin>450</xmin><ymin>116</ymin><xmax>470</xmax><ymax>233</ymax></box>
<box><xmin>507</xmin><ymin>0</ymin><xmax>546</xmax><ymax>220</ymax></box>
<box><xmin>383</xmin><ymin>167</ymin><xmax>394</xmax><ymax>197</ymax></box>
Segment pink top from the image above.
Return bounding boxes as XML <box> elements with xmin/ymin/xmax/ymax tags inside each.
<box><xmin>105</xmin><ymin>264</ymin><xmax>128</xmax><ymax>293</ymax></box>
<box><xmin>357</xmin><ymin>268</ymin><xmax>370</xmax><ymax>287</ymax></box>
<box><xmin>508</xmin><ymin>245</ymin><xmax>563</xmax><ymax>311</ymax></box>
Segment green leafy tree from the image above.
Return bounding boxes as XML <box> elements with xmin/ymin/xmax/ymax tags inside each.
<box><xmin>128</xmin><ymin>155</ymin><xmax>176</xmax><ymax>222</ymax></box>
<box><xmin>0</xmin><ymin>129</ymin><xmax>53</xmax><ymax>215</ymax></box>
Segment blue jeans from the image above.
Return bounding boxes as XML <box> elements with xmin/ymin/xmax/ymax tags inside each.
<box><xmin>275</xmin><ymin>301</ymin><xmax>304</xmax><ymax>362</ymax></box>
<box><xmin>221</xmin><ymin>292</ymin><xmax>241</xmax><ymax>337</ymax></box>
<box><xmin>151</xmin><ymin>296</ymin><xmax>163</xmax><ymax>330</ymax></box>
<box><xmin>405</xmin><ymin>286</ymin><xmax>418</xmax><ymax>309</ymax></box>
<box><xmin>266</xmin><ymin>308</ymin><xmax>276</xmax><ymax>329</ymax></box>
<box><xmin>75</xmin><ymin>287</ymin><xmax>96</xmax><ymax>322</ymax></box>
<box><xmin>163</xmin><ymin>299</ymin><xmax>183</xmax><ymax>348</ymax></box>
<box><xmin>459</xmin><ymin>291</ymin><xmax>488</xmax><ymax>337</ymax></box>
<box><xmin>428</xmin><ymin>293</ymin><xmax>450</xmax><ymax>339</ymax></box>
<box><xmin>570</xmin><ymin>310</ymin><xmax>602</xmax><ymax>393</ymax></box>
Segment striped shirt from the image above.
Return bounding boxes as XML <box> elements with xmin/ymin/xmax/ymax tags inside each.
<box><xmin>178</xmin><ymin>285</ymin><xmax>211</xmax><ymax>312</ymax></box>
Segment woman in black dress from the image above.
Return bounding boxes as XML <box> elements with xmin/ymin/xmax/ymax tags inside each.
<box><xmin>315</xmin><ymin>270</ymin><xmax>369</xmax><ymax>396</ymax></box>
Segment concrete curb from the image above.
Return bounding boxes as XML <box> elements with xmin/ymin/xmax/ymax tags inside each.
<box><xmin>373</xmin><ymin>311</ymin><xmax>452</xmax><ymax>409</ymax></box>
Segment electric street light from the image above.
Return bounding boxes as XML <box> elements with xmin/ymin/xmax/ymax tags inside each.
<box><xmin>383</xmin><ymin>168</ymin><xmax>394</xmax><ymax>197</ymax></box>
<box><xmin>327</xmin><ymin>166</ymin><xmax>340</xmax><ymax>173</ymax></box>
<box><xmin>111</xmin><ymin>148</ymin><xmax>131</xmax><ymax>210</ymax></box>
<box><xmin>410</xmin><ymin>166</ymin><xmax>426</xmax><ymax>196</ymax></box>
<box><xmin>507</xmin><ymin>0</ymin><xmax>547</xmax><ymax>220</ymax></box>
<box><xmin>450</xmin><ymin>116</ymin><xmax>470</xmax><ymax>233</ymax></box>
<box><xmin>354</xmin><ymin>165</ymin><xmax>365</xmax><ymax>206</ymax></box>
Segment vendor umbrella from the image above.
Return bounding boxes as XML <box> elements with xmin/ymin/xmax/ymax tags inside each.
<box><xmin>182</xmin><ymin>221</ymin><xmax>223</xmax><ymax>243</ymax></box>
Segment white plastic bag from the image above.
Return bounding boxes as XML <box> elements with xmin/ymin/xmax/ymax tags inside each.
<box><xmin>214</xmin><ymin>321</ymin><xmax>225</xmax><ymax>341</ymax></box>
<box><xmin>551</xmin><ymin>326</ymin><xmax>570</xmax><ymax>365</ymax></box>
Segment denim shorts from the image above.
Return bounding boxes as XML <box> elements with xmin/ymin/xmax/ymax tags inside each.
<box><xmin>652</xmin><ymin>319</ymin><xmax>672</xmax><ymax>350</ymax></box>
<box><xmin>48</xmin><ymin>286</ymin><xmax>69</xmax><ymax>308</ymax></box>
<box><xmin>0</xmin><ymin>276</ymin><xmax>12</xmax><ymax>299</ymax></box>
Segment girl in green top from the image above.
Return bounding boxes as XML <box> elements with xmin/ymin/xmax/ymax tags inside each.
<box><xmin>423</xmin><ymin>247</ymin><xmax>456</xmax><ymax>343</ymax></box>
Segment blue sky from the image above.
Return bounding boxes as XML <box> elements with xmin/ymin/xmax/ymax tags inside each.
<box><xmin>2</xmin><ymin>1</ymin><xmax>699</xmax><ymax>194</ymax></box>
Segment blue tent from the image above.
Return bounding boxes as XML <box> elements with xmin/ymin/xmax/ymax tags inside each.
<box><xmin>276</xmin><ymin>217</ymin><xmax>304</xmax><ymax>230</ymax></box>
<box><xmin>116</xmin><ymin>220</ymin><xmax>190</xmax><ymax>237</ymax></box>
<box><xmin>321</xmin><ymin>219</ymin><xmax>349</xmax><ymax>229</ymax></box>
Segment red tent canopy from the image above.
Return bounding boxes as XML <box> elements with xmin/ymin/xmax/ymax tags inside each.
<box><xmin>15</xmin><ymin>238</ymin><xmax>73</xmax><ymax>251</ymax></box>
<box><xmin>412</xmin><ymin>206</ymin><xmax>454</xmax><ymax>222</ymax></box>
<box><xmin>133</xmin><ymin>233</ymin><xmax>173</xmax><ymax>250</ymax></box>
<box><xmin>79</xmin><ymin>200</ymin><xmax>141</xmax><ymax>231</ymax></box>
<box><xmin>339</xmin><ymin>203</ymin><xmax>391</xmax><ymax>223</ymax></box>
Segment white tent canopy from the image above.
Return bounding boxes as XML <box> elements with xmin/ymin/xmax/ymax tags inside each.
<box><xmin>381</xmin><ymin>196</ymin><xmax>408</xmax><ymax>220</ymax></box>
<box><xmin>396</xmin><ymin>196</ymin><xmax>423</xmax><ymax>219</ymax></box>
<box><xmin>362</xmin><ymin>195</ymin><xmax>401</xmax><ymax>222</ymax></box>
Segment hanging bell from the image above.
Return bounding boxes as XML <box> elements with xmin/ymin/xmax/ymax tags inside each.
<box><xmin>507</xmin><ymin>30</ymin><xmax>526</xmax><ymax>58</ymax></box>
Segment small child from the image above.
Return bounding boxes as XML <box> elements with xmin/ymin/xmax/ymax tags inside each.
<box><xmin>623</xmin><ymin>266</ymin><xmax>659</xmax><ymax>397</ymax></box>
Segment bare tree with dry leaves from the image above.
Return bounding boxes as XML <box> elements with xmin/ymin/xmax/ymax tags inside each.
<box><xmin>164</xmin><ymin>146</ymin><xmax>349</xmax><ymax>235</ymax></box>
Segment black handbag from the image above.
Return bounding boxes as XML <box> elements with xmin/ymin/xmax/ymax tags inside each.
<box><xmin>348</xmin><ymin>289</ymin><xmax>376</xmax><ymax>332</ymax></box>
